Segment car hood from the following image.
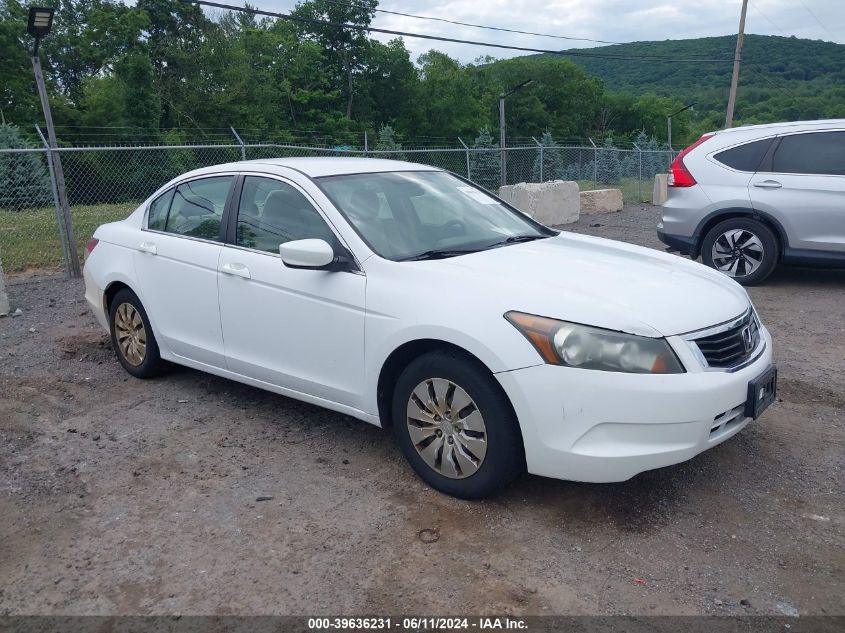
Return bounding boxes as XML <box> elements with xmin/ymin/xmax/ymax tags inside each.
<box><xmin>397</xmin><ymin>233</ymin><xmax>751</xmax><ymax>337</ymax></box>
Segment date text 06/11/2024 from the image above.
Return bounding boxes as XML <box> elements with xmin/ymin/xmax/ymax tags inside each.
<box><xmin>307</xmin><ymin>617</ymin><xmax>528</xmax><ymax>630</ymax></box>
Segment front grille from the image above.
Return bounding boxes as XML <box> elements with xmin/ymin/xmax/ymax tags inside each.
<box><xmin>694</xmin><ymin>311</ymin><xmax>760</xmax><ymax>368</ymax></box>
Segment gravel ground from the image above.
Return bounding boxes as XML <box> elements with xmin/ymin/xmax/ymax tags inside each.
<box><xmin>1</xmin><ymin>204</ymin><xmax>843</xmax><ymax>616</ymax></box>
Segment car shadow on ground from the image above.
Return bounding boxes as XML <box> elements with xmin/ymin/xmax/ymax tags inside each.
<box><xmin>763</xmin><ymin>265</ymin><xmax>845</xmax><ymax>287</ymax></box>
<box><xmin>163</xmin><ymin>362</ymin><xmax>750</xmax><ymax>539</ymax></box>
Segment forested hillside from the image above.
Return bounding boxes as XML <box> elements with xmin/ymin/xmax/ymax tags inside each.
<box><xmin>557</xmin><ymin>35</ymin><xmax>845</xmax><ymax>133</ymax></box>
<box><xmin>1</xmin><ymin>0</ymin><xmax>843</xmax><ymax>149</ymax></box>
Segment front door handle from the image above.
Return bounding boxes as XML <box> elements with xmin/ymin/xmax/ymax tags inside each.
<box><xmin>753</xmin><ymin>180</ymin><xmax>782</xmax><ymax>189</ymax></box>
<box><xmin>138</xmin><ymin>241</ymin><xmax>157</xmax><ymax>255</ymax></box>
<box><xmin>220</xmin><ymin>262</ymin><xmax>251</xmax><ymax>279</ymax></box>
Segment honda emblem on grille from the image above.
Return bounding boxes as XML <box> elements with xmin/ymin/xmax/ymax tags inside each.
<box><xmin>741</xmin><ymin>326</ymin><xmax>754</xmax><ymax>352</ymax></box>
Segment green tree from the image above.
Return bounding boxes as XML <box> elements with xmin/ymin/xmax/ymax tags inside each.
<box><xmin>413</xmin><ymin>51</ymin><xmax>483</xmax><ymax>139</ymax></box>
<box><xmin>470</xmin><ymin>127</ymin><xmax>500</xmax><ymax>191</ymax></box>
<box><xmin>292</xmin><ymin>0</ymin><xmax>378</xmax><ymax>120</ymax></box>
<box><xmin>0</xmin><ymin>123</ymin><xmax>52</xmax><ymax>209</ymax></box>
<box><xmin>356</xmin><ymin>39</ymin><xmax>417</xmax><ymax>129</ymax></box>
<box><xmin>595</xmin><ymin>137</ymin><xmax>621</xmax><ymax>184</ymax></box>
<box><xmin>470</xmin><ymin>56</ymin><xmax>604</xmax><ymax>140</ymax></box>
<box><xmin>0</xmin><ymin>0</ymin><xmax>40</xmax><ymax>125</ymax></box>
<box><xmin>532</xmin><ymin>131</ymin><xmax>566</xmax><ymax>182</ymax></box>
<box><xmin>374</xmin><ymin>124</ymin><xmax>404</xmax><ymax>158</ymax></box>
<box><xmin>43</xmin><ymin>0</ymin><xmax>147</xmax><ymax>105</ymax></box>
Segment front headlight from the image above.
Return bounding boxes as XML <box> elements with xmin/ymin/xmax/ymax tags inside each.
<box><xmin>505</xmin><ymin>311</ymin><xmax>685</xmax><ymax>374</ymax></box>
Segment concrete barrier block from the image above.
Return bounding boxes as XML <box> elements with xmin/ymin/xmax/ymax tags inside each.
<box><xmin>653</xmin><ymin>173</ymin><xmax>668</xmax><ymax>205</ymax></box>
<box><xmin>498</xmin><ymin>180</ymin><xmax>579</xmax><ymax>225</ymax></box>
<box><xmin>580</xmin><ymin>188</ymin><xmax>623</xmax><ymax>214</ymax></box>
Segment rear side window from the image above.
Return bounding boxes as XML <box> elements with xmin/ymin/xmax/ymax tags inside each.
<box><xmin>771</xmin><ymin>132</ymin><xmax>845</xmax><ymax>176</ymax></box>
<box><xmin>714</xmin><ymin>138</ymin><xmax>773</xmax><ymax>172</ymax></box>
<box><xmin>165</xmin><ymin>176</ymin><xmax>233</xmax><ymax>241</ymax></box>
<box><xmin>147</xmin><ymin>189</ymin><xmax>174</xmax><ymax>231</ymax></box>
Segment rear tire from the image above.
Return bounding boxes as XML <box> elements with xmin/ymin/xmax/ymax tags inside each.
<box><xmin>701</xmin><ymin>218</ymin><xmax>778</xmax><ymax>286</ymax></box>
<box><xmin>109</xmin><ymin>288</ymin><xmax>164</xmax><ymax>378</ymax></box>
<box><xmin>392</xmin><ymin>350</ymin><xmax>524</xmax><ymax>499</ymax></box>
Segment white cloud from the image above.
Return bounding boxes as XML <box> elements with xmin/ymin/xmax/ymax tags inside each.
<box><xmin>261</xmin><ymin>0</ymin><xmax>843</xmax><ymax>62</ymax></box>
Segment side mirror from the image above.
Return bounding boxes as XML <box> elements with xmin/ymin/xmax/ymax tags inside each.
<box><xmin>279</xmin><ymin>239</ymin><xmax>355</xmax><ymax>272</ymax></box>
<box><xmin>280</xmin><ymin>239</ymin><xmax>335</xmax><ymax>269</ymax></box>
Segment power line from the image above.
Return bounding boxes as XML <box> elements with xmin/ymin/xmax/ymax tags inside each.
<box><xmin>796</xmin><ymin>0</ymin><xmax>839</xmax><ymax>43</ymax></box>
<box><xmin>185</xmin><ymin>0</ymin><xmax>734</xmax><ymax>63</ymax></box>
<box><xmin>748</xmin><ymin>0</ymin><xmax>787</xmax><ymax>37</ymax></box>
<box><xmin>319</xmin><ymin>0</ymin><xmax>625</xmax><ymax>46</ymax></box>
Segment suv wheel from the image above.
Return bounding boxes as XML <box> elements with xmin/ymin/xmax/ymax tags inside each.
<box><xmin>392</xmin><ymin>350</ymin><xmax>524</xmax><ymax>499</ymax></box>
<box><xmin>701</xmin><ymin>218</ymin><xmax>778</xmax><ymax>285</ymax></box>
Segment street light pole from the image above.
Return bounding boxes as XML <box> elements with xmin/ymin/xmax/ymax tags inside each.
<box><xmin>28</xmin><ymin>7</ymin><xmax>81</xmax><ymax>277</ymax></box>
<box><xmin>498</xmin><ymin>78</ymin><xmax>532</xmax><ymax>187</ymax></box>
<box><xmin>667</xmin><ymin>102</ymin><xmax>696</xmax><ymax>152</ymax></box>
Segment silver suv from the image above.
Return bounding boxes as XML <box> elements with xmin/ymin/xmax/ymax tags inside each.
<box><xmin>658</xmin><ymin>119</ymin><xmax>845</xmax><ymax>285</ymax></box>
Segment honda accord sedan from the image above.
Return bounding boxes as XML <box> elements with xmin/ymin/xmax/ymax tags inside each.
<box><xmin>84</xmin><ymin>158</ymin><xmax>776</xmax><ymax>498</ymax></box>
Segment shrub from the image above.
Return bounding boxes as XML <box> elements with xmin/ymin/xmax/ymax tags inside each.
<box><xmin>0</xmin><ymin>124</ymin><xmax>53</xmax><ymax>210</ymax></box>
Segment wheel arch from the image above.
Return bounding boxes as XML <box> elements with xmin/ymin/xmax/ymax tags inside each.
<box><xmin>103</xmin><ymin>280</ymin><xmax>132</xmax><ymax>315</ymax></box>
<box><xmin>693</xmin><ymin>208</ymin><xmax>787</xmax><ymax>260</ymax></box>
<box><xmin>376</xmin><ymin>339</ymin><xmax>521</xmax><ymax>443</ymax></box>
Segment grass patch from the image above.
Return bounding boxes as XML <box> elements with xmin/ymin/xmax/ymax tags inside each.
<box><xmin>577</xmin><ymin>177</ymin><xmax>650</xmax><ymax>204</ymax></box>
<box><xmin>0</xmin><ymin>202</ymin><xmax>137</xmax><ymax>273</ymax></box>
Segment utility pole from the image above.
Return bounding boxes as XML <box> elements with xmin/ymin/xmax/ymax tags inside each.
<box><xmin>498</xmin><ymin>78</ymin><xmax>533</xmax><ymax>187</ymax></box>
<box><xmin>725</xmin><ymin>0</ymin><xmax>749</xmax><ymax>129</ymax></box>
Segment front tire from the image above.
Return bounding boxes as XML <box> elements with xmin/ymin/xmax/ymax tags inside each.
<box><xmin>392</xmin><ymin>350</ymin><xmax>524</xmax><ymax>499</ymax></box>
<box><xmin>109</xmin><ymin>288</ymin><xmax>164</xmax><ymax>378</ymax></box>
<box><xmin>701</xmin><ymin>218</ymin><xmax>778</xmax><ymax>286</ymax></box>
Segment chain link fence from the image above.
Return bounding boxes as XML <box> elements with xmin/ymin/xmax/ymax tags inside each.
<box><xmin>0</xmin><ymin>136</ymin><xmax>676</xmax><ymax>275</ymax></box>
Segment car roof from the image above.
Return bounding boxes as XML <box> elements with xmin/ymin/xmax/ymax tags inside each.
<box><xmin>188</xmin><ymin>157</ymin><xmax>442</xmax><ymax>179</ymax></box>
<box><xmin>712</xmin><ymin>119</ymin><xmax>845</xmax><ymax>136</ymax></box>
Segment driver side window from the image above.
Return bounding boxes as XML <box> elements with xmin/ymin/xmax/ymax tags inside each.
<box><xmin>236</xmin><ymin>177</ymin><xmax>335</xmax><ymax>253</ymax></box>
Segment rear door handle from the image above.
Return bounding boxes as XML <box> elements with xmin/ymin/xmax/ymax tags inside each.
<box><xmin>138</xmin><ymin>241</ymin><xmax>157</xmax><ymax>255</ymax></box>
<box><xmin>753</xmin><ymin>180</ymin><xmax>782</xmax><ymax>189</ymax></box>
<box><xmin>220</xmin><ymin>262</ymin><xmax>251</xmax><ymax>279</ymax></box>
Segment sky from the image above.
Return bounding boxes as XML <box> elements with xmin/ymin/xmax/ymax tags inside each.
<box><xmin>255</xmin><ymin>0</ymin><xmax>844</xmax><ymax>62</ymax></box>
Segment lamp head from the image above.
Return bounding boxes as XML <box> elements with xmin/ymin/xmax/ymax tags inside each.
<box><xmin>27</xmin><ymin>7</ymin><xmax>54</xmax><ymax>39</ymax></box>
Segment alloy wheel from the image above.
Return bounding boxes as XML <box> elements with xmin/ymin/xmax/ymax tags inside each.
<box><xmin>406</xmin><ymin>378</ymin><xmax>487</xmax><ymax>479</ymax></box>
<box><xmin>114</xmin><ymin>302</ymin><xmax>146</xmax><ymax>366</ymax></box>
<box><xmin>711</xmin><ymin>229</ymin><xmax>764</xmax><ymax>278</ymax></box>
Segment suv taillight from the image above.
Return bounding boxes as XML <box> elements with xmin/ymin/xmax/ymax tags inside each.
<box><xmin>668</xmin><ymin>134</ymin><xmax>713</xmax><ymax>187</ymax></box>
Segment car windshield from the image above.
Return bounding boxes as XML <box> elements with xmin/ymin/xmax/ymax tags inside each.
<box><xmin>316</xmin><ymin>170</ymin><xmax>554</xmax><ymax>261</ymax></box>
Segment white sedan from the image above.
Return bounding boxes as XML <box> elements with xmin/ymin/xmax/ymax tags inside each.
<box><xmin>83</xmin><ymin>158</ymin><xmax>777</xmax><ymax>498</ymax></box>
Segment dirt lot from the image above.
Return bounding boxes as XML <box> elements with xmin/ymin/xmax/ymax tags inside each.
<box><xmin>1</xmin><ymin>204</ymin><xmax>843</xmax><ymax>617</ymax></box>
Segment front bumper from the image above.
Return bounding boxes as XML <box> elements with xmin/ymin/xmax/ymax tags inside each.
<box><xmin>496</xmin><ymin>327</ymin><xmax>773</xmax><ymax>483</ymax></box>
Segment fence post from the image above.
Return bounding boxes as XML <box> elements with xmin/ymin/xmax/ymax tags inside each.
<box><xmin>35</xmin><ymin>125</ymin><xmax>73</xmax><ymax>276</ymax></box>
<box><xmin>363</xmin><ymin>131</ymin><xmax>368</xmax><ymax>156</ymax></box>
<box><xmin>532</xmin><ymin>137</ymin><xmax>543</xmax><ymax>182</ymax></box>
<box><xmin>589</xmin><ymin>137</ymin><xmax>598</xmax><ymax>187</ymax></box>
<box><xmin>230</xmin><ymin>126</ymin><xmax>246</xmax><ymax>161</ymax></box>
<box><xmin>0</xmin><ymin>253</ymin><xmax>9</xmax><ymax>317</ymax></box>
<box><xmin>634</xmin><ymin>142</ymin><xmax>643</xmax><ymax>203</ymax></box>
<box><xmin>458</xmin><ymin>137</ymin><xmax>470</xmax><ymax>180</ymax></box>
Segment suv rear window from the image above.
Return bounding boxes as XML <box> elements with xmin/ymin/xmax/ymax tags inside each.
<box><xmin>714</xmin><ymin>138</ymin><xmax>773</xmax><ymax>172</ymax></box>
<box><xmin>771</xmin><ymin>131</ymin><xmax>845</xmax><ymax>176</ymax></box>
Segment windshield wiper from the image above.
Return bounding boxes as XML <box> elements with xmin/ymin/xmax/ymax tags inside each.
<box><xmin>400</xmin><ymin>235</ymin><xmax>547</xmax><ymax>261</ymax></box>
<box><xmin>488</xmin><ymin>234</ymin><xmax>547</xmax><ymax>247</ymax></box>
<box><xmin>399</xmin><ymin>248</ymin><xmax>482</xmax><ymax>261</ymax></box>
